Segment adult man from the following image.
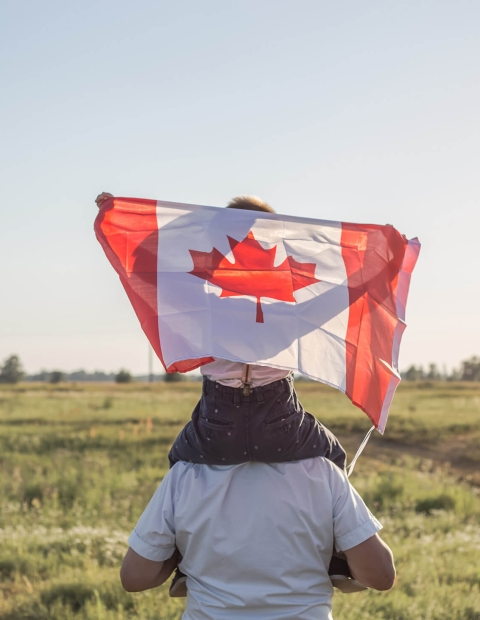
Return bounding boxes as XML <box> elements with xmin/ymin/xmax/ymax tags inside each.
<box><xmin>120</xmin><ymin>458</ymin><xmax>395</xmax><ymax>620</ymax></box>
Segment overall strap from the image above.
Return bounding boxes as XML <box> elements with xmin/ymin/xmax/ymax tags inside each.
<box><xmin>242</xmin><ymin>364</ymin><xmax>252</xmax><ymax>396</ymax></box>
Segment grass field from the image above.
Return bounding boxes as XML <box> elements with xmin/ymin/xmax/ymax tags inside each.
<box><xmin>1</xmin><ymin>381</ymin><xmax>480</xmax><ymax>620</ymax></box>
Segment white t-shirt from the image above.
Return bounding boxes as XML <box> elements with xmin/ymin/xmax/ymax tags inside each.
<box><xmin>200</xmin><ymin>358</ymin><xmax>290</xmax><ymax>387</ymax></box>
<box><xmin>128</xmin><ymin>458</ymin><xmax>382</xmax><ymax>620</ymax></box>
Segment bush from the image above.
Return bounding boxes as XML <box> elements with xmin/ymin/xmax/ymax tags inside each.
<box><xmin>39</xmin><ymin>581</ymin><xmax>134</xmax><ymax>613</ymax></box>
<box><xmin>415</xmin><ymin>494</ymin><xmax>456</xmax><ymax>515</ymax></box>
<box><xmin>0</xmin><ymin>559</ymin><xmax>16</xmax><ymax>580</ymax></box>
<box><xmin>164</xmin><ymin>371</ymin><xmax>184</xmax><ymax>382</ymax></box>
<box><xmin>115</xmin><ymin>369</ymin><xmax>132</xmax><ymax>383</ymax></box>
<box><xmin>102</xmin><ymin>396</ymin><xmax>113</xmax><ymax>409</ymax></box>
<box><xmin>23</xmin><ymin>482</ymin><xmax>44</xmax><ymax>507</ymax></box>
<box><xmin>57</xmin><ymin>478</ymin><xmax>80</xmax><ymax>510</ymax></box>
<box><xmin>41</xmin><ymin>583</ymin><xmax>95</xmax><ymax>611</ymax></box>
<box><xmin>49</xmin><ymin>370</ymin><xmax>65</xmax><ymax>384</ymax></box>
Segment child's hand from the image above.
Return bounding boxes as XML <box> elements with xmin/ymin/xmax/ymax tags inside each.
<box><xmin>95</xmin><ymin>192</ymin><xmax>114</xmax><ymax>209</ymax></box>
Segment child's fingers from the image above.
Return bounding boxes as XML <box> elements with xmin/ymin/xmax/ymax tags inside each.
<box><xmin>95</xmin><ymin>192</ymin><xmax>114</xmax><ymax>208</ymax></box>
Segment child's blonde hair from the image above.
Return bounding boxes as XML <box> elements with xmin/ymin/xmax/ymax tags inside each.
<box><xmin>227</xmin><ymin>195</ymin><xmax>275</xmax><ymax>213</ymax></box>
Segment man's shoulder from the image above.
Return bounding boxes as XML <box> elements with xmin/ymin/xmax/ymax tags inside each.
<box><xmin>169</xmin><ymin>458</ymin><xmax>344</xmax><ymax>485</ymax></box>
<box><xmin>302</xmin><ymin>455</ymin><xmax>347</xmax><ymax>474</ymax></box>
<box><xmin>291</xmin><ymin>457</ymin><xmax>348</xmax><ymax>483</ymax></box>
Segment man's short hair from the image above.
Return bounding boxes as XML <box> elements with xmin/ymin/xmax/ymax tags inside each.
<box><xmin>227</xmin><ymin>195</ymin><xmax>275</xmax><ymax>214</ymax></box>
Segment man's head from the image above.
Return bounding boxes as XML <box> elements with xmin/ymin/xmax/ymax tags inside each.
<box><xmin>227</xmin><ymin>196</ymin><xmax>275</xmax><ymax>214</ymax></box>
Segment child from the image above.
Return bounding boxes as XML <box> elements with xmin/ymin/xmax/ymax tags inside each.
<box><xmin>95</xmin><ymin>192</ymin><xmax>356</xmax><ymax>594</ymax></box>
<box><xmin>168</xmin><ymin>196</ymin><xmax>354</xmax><ymax>596</ymax></box>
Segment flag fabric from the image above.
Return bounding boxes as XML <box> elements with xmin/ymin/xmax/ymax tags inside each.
<box><xmin>95</xmin><ymin>197</ymin><xmax>420</xmax><ymax>432</ymax></box>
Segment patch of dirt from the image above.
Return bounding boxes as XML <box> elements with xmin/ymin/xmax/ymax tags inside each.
<box><xmin>339</xmin><ymin>433</ymin><xmax>480</xmax><ymax>487</ymax></box>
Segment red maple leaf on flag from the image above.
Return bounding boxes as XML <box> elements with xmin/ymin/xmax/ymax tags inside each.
<box><xmin>188</xmin><ymin>231</ymin><xmax>321</xmax><ymax>323</ymax></box>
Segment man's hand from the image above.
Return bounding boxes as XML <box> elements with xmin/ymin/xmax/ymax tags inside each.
<box><xmin>95</xmin><ymin>192</ymin><xmax>114</xmax><ymax>209</ymax></box>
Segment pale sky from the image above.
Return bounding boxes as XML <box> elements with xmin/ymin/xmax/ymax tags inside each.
<box><xmin>1</xmin><ymin>0</ymin><xmax>479</xmax><ymax>375</ymax></box>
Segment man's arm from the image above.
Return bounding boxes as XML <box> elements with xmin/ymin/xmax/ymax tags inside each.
<box><xmin>343</xmin><ymin>533</ymin><xmax>395</xmax><ymax>591</ymax></box>
<box><xmin>120</xmin><ymin>547</ymin><xmax>178</xmax><ymax>592</ymax></box>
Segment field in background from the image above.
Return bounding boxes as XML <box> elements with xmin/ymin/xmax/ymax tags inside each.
<box><xmin>1</xmin><ymin>381</ymin><xmax>480</xmax><ymax>620</ymax></box>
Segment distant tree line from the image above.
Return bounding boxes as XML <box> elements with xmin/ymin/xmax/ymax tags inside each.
<box><xmin>402</xmin><ymin>357</ymin><xmax>480</xmax><ymax>382</ymax></box>
<box><xmin>28</xmin><ymin>368</ymin><xmax>136</xmax><ymax>384</ymax></box>
<box><xmin>27</xmin><ymin>368</ymin><xmax>117</xmax><ymax>383</ymax></box>
<box><xmin>1</xmin><ymin>354</ymin><xmax>479</xmax><ymax>384</ymax></box>
<box><xmin>0</xmin><ymin>355</ymin><xmax>192</xmax><ymax>384</ymax></box>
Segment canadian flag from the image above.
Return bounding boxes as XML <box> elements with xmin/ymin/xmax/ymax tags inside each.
<box><xmin>95</xmin><ymin>197</ymin><xmax>420</xmax><ymax>433</ymax></box>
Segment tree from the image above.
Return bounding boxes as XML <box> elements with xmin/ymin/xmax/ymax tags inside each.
<box><xmin>402</xmin><ymin>365</ymin><xmax>424</xmax><ymax>381</ymax></box>
<box><xmin>49</xmin><ymin>370</ymin><xmax>65</xmax><ymax>384</ymax></box>
<box><xmin>426</xmin><ymin>363</ymin><xmax>441</xmax><ymax>381</ymax></box>
<box><xmin>461</xmin><ymin>356</ymin><xmax>480</xmax><ymax>382</ymax></box>
<box><xmin>0</xmin><ymin>355</ymin><xmax>25</xmax><ymax>384</ymax></box>
<box><xmin>115</xmin><ymin>369</ymin><xmax>133</xmax><ymax>384</ymax></box>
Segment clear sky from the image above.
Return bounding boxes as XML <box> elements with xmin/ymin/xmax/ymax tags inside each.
<box><xmin>1</xmin><ymin>0</ymin><xmax>479</xmax><ymax>376</ymax></box>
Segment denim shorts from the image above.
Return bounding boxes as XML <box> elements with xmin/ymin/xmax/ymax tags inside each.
<box><xmin>168</xmin><ymin>375</ymin><xmax>346</xmax><ymax>470</ymax></box>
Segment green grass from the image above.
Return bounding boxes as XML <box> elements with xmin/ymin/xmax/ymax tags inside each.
<box><xmin>1</xmin><ymin>381</ymin><xmax>480</xmax><ymax>619</ymax></box>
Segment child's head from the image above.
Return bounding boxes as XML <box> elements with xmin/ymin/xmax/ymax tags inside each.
<box><xmin>227</xmin><ymin>196</ymin><xmax>275</xmax><ymax>214</ymax></box>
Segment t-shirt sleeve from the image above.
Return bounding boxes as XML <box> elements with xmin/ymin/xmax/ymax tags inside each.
<box><xmin>328</xmin><ymin>462</ymin><xmax>383</xmax><ymax>552</ymax></box>
<box><xmin>127</xmin><ymin>466</ymin><xmax>178</xmax><ymax>562</ymax></box>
